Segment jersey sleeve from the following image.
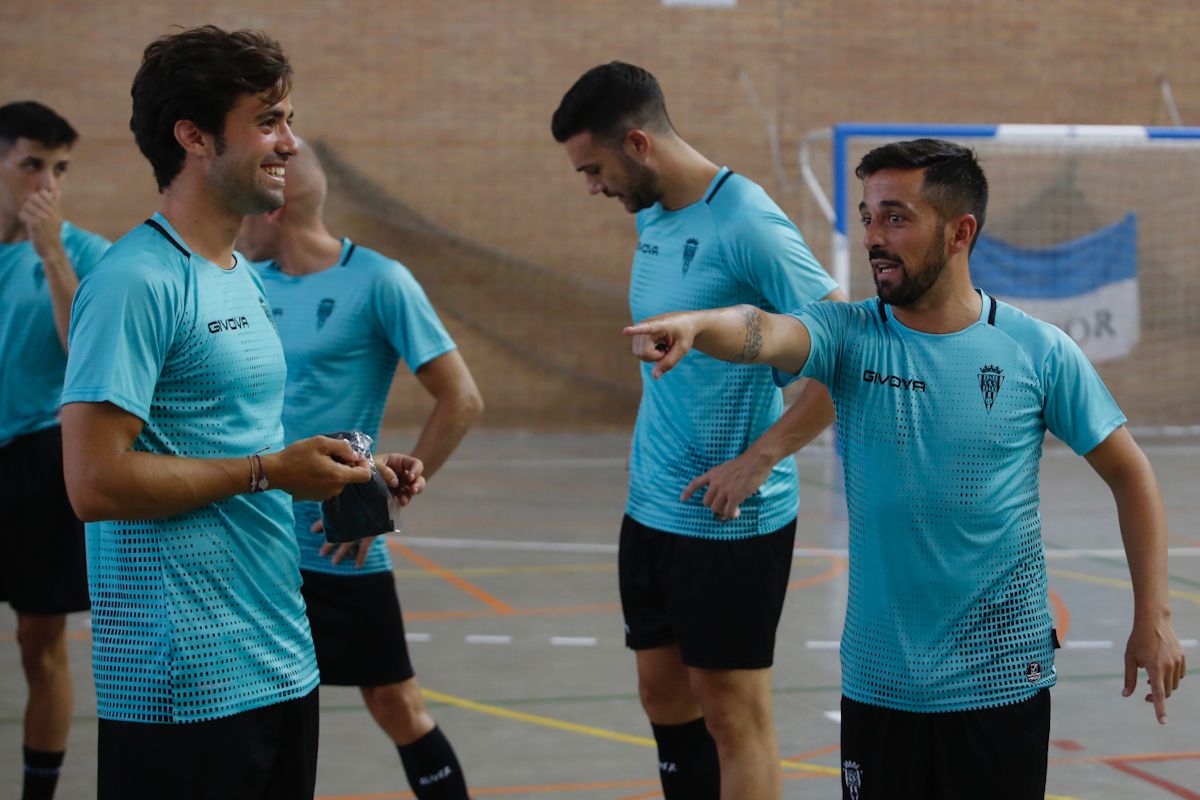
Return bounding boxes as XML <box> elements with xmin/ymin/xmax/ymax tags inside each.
<box><xmin>721</xmin><ymin>205</ymin><xmax>838</xmax><ymax>313</ymax></box>
<box><xmin>63</xmin><ymin>225</ymin><xmax>113</xmax><ymax>280</ymax></box>
<box><xmin>772</xmin><ymin>302</ymin><xmax>844</xmax><ymax>389</ymax></box>
<box><xmin>62</xmin><ymin>256</ymin><xmax>180</xmax><ymax>422</ymax></box>
<box><xmin>1040</xmin><ymin>328</ymin><xmax>1127</xmax><ymax>455</ymax></box>
<box><xmin>370</xmin><ymin>260</ymin><xmax>456</xmax><ymax>373</ymax></box>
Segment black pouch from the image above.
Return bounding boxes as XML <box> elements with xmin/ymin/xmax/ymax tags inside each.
<box><xmin>320</xmin><ymin>431</ymin><xmax>395</xmax><ymax>544</ymax></box>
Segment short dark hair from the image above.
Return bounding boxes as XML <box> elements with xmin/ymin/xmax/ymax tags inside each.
<box><xmin>0</xmin><ymin>101</ymin><xmax>78</xmax><ymax>153</ymax></box>
<box><xmin>856</xmin><ymin>138</ymin><xmax>989</xmax><ymax>250</ymax></box>
<box><xmin>130</xmin><ymin>25</ymin><xmax>292</xmax><ymax>191</ymax></box>
<box><xmin>551</xmin><ymin>61</ymin><xmax>673</xmax><ymax>145</ymax></box>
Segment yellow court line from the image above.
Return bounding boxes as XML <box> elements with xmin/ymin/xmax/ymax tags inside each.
<box><xmin>422</xmin><ymin>688</ymin><xmax>839</xmax><ymax>777</ymax></box>
<box><xmin>1048</xmin><ymin>567</ymin><xmax>1200</xmax><ymax>606</ymax></box>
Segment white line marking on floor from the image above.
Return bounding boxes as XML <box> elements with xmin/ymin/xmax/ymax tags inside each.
<box><xmin>1064</xmin><ymin>640</ymin><xmax>1114</xmax><ymax>649</ymax></box>
<box><xmin>1181</xmin><ymin>639</ymin><xmax>1198</xmax><ymax>648</ymax></box>
<box><xmin>550</xmin><ymin>636</ymin><xmax>598</xmax><ymax>647</ymax></box>
<box><xmin>465</xmin><ymin>634</ymin><xmax>513</xmax><ymax>645</ymax></box>
<box><xmin>445</xmin><ymin>457</ymin><xmax>627</xmax><ymax>470</ymax></box>
<box><xmin>806</xmin><ymin>640</ymin><xmax>840</xmax><ymax>650</ymax></box>
<box><xmin>391</xmin><ymin>535</ymin><xmax>1200</xmax><ymax>559</ymax></box>
<box><xmin>405</xmin><ymin>633</ymin><xmax>431</xmax><ymax>642</ymax></box>
<box><xmin>823</xmin><ymin>711</ymin><xmax>842</xmax><ymax>724</ymax></box>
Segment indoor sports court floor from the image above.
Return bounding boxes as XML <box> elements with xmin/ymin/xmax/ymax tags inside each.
<box><xmin>2</xmin><ymin>431</ymin><xmax>1197</xmax><ymax>798</ymax></box>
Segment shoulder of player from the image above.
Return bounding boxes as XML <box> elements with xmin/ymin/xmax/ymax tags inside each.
<box><xmin>989</xmin><ymin>297</ymin><xmax>1078</xmax><ymax>363</ymax></box>
<box><xmin>83</xmin><ymin>223</ymin><xmax>191</xmax><ymax>286</ymax></box>
<box><xmin>788</xmin><ymin>296</ymin><xmax>868</xmax><ymax>332</ymax></box>
<box><xmin>704</xmin><ymin>174</ymin><xmax>795</xmax><ymax>241</ymax></box>
<box><xmin>60</xmin><ymin>220</ymin><xmax>110</xmax><ymax>249</ymax></box>
<box><xmin>346</xmin><ymin>244</ymin><xmax>421</xmax><ymax>287</ymax></box>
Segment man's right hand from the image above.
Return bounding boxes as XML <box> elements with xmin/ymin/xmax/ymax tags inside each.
<box><xmin>264</xmin><ymin>435</ymin><xmax>373</xmax><ymax>500</ymax></box>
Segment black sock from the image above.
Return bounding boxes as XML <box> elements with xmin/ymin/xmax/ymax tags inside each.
<box><xmin>651</xmin><ymin>717</ymin><xmax>720</xmax><ymax>800</ymax></box>
<box><xmin>22</xmin><ymin>747</ymin><xmax>65</xmax><ymax>800</ymax></box>
<box><xmin>396</xmin><ymin>726</ymin><xmax>469</xmax><ymax>799</ymax></box>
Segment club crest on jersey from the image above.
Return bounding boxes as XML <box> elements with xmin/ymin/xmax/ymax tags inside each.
<box><xmin>842</xmin><ymin>760</ymin><xmax>863</xmax><ymax>799</ymax></box>
<box><xmin>978</xmin><ymin>365</ymin><xmax>1004</xmax><ymax>411</ymax></box>
<box><xmin>317</xmin><ymin>298</ymin><xmax>335</xmax><ymax>329</ymax></box>
<box><xmin>682</xmin><ymin>237</ymin><xmax>699</xmax><ymax>277</ymax></box>
<box><xmin>1026</xmin><ymin>661</ymin><xmax>1042</xmax><ymax>682</ymax></box>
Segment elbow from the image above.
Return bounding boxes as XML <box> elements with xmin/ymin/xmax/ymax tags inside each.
<box><xmin>63</xmin><ymin>465</ymin><xmax>117</xmax><ymax>522</ymax></box>
<box><xmin>461</xmin><ymin>389</ymin><xmax>484</xmax><ymax>426</ymax></box>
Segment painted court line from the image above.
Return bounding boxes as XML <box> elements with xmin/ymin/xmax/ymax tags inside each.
<box><xmin>1064</xmin><ymin>640</ymin><xmax>1114</xmax><ymax>650</ymax></box>
<box><xmin>421</xmin><ymin>687</ymin><xmax>838</xmax><ymax>777</ymax></box>
<box><xmin>1049</xmin><ymin>567</ymin><xmax>1200</xmax><ymax>605</ymax></box>
<box><xmin>807</xmin><ymin>640</ymin><xmax>840</xmax><ymax>650</ymax></box>
<box><xmin>823</xmin><ymin>711</ymin><xmax>842</xmax><ymax>724</ymax></box>
<box><xmin>390</xmin><ymin>541</ymin><xmax>516</xmax><ymax>614</ymax></box>
<box><xmin>550</xmin><ymin>636</ymin><xmax>598</xmax><ymax>646</ymax></box>
<box><xmin>465</xmin><ymin>634</ymin><xmax>513</xmax><ymax>645</ymax></box>
<box><xmin>404</xmin><ymin>632</ymin><xmax>431</xmax><ymax>643</ymax></box>
<box><xmin>1104</xmin><ymin>758</ymin><xmax>1200</xmax><ymax>799</ymax></box>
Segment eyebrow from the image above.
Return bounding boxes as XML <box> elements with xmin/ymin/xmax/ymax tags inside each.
<box><xmin>256</xmin><ymin>108</ymin><xmax>291</xmax><ymax>124</ymax></box>
<box><xmin>859</xmin><ymin>199</ymin><xmax>914</xmax><ymax>213</ymax></box>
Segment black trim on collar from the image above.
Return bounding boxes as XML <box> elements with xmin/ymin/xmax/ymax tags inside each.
<box><xmin>876</xmin><ymin>297</ymin><xmax>888</xmax><ymax>323</ymax></box>
<box><xmin>143</xmin><ymin>219</ymin><xmax>189</xmax><ymax>258</ymax></box>
<box><xmin>340</xmin><ymin>243</ymin><xmax>357</xmax><ymax>267</ymax></box>
<box><xmin>704</xmin><ymin>170</ymin><xmax>735</xmax><ymax>204</ymax></box>
<box><xmin>986</xmin><ymin>295</ymin><xmax>997</xmax><ymax>326</ymax></box>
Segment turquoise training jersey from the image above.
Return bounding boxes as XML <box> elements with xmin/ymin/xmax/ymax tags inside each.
<box><xmin>0</xmin><ymin>221</ymin><xmax>109</xmax><ymax>444</ymax></box>
<box><xmin>62</xmin><ymin>213</ymin><xmax>317</xmax><ymax>724</ymax></box>
<box><xmin>777</xmin><ymin>291</ymin><xmax>1126</xmax><ymax>712</ymax></box>
<box><xmin>254</xmin><ymin>241</ymin><xmax>455</xmax><ymax>575</ymax></box>
<box><xmin>628</xmin><ymin>168</ymin><xmax>837</xmax><ymax>538</ymax></box>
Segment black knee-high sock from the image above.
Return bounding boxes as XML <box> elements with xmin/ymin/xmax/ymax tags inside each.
<box><xmin>396</xmin><ymin>726</ymin><xmax>469</xmax><ymax>800</ymax></box>
<box><xmin>22</xmin><ymin>747</ymin><xmax>64</xmax><ymax>800</ymax></box>
<box><xmin>651</xmin><ymin>717</ymin><xmax>720</xmax><ymax>800</ymax></box>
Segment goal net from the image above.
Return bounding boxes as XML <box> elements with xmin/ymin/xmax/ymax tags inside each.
<box><xmin>800</xmin><ymin>124</ymin><xmax>1200</xmax><ymax>438</ymax></box>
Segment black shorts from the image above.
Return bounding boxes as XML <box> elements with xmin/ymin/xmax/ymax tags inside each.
<box><xmin>301</xmin><ymin>569</ymin><xmax>414</xmax><ymax>686</ymax></box>
<box><xmin>840</xmin><ymin>690</ymin><xmax>1051</xmax><ymax>800</ymax></box>
<box><xmin>98</xmin><ymin>688</ymin><xmax>319</xmax><ymax>800</ymax></box>
<box><xmin>618</xmin><ymin>514</ymin><xmax>796</xmax><ymax>670</ymax></box>
<box><xmin>0</xmin><ymin>426</ymin><xmax>89</xmax><ymax>614</ymax></box>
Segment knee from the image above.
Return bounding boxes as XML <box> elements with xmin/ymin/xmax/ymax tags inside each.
<box><xmin>695</xmin><ymin>688</ymin><xmax>773</xmax><ymax>746</ymax></box>
<box><xmin>638</xmin><ymin>675</ymin><xmax>697</xmax><ymax>722</ymax></box>
<box><xmin>362</xmin><ymin>681</ymin><xmax>431</xmax><ymax>735</ymax></box>
<box><xmin>17</xmin><ymin>620</ymin><xmax>68</xmax><ymax>681</ymax></box>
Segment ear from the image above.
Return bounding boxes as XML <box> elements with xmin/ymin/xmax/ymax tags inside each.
<box><xmin>623</xmin><ymin>129</ymin><xmax>652</xmax><ymax>162</ymax></box>
<box><xmin>946</xmin><ymin>214</ymin><xmax>978</xmax><ymax>256</ymax></box>
<box><xmin>174</xmin><ymin>120</ymin><xmax>212</xmax><ymax>159</ymax></box>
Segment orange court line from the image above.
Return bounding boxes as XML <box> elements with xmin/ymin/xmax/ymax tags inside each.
<box><xmin>389</xmin><ymin>541</ymin><xmax>515</xmax><ymax>615</ymax></box>
<box><xmin>788</xmin><ymin>554</ymin><xmax>847</xmax><ymax>591</ymax></box>
<box><xmin>784</xmin><ymin>743</ymin><xmax>841</xmax><ymax>762</ymax></box>
<box><xmin>1048</xmin><ymin>586</ymin><xmax>1071</xmax><ymax>639</ymax></box>
<box><xmin>1103</xmin><ymin>758</ymin><xmax>1200</xmax><ymax>799</ymax></box>
<box><xmin>1049</xmin><ymin>750</ymin><xmax>1200</xmax><ymax>767</ymax></box>
<box><xmin>404</xmin><ymin>602</ymin><xmax>620</xmax><ymax>622</ymax></box>
<box><xmin>616</xmin><ymin>792</ymin><xmax>662</xmax><ymax>800</ymax></box>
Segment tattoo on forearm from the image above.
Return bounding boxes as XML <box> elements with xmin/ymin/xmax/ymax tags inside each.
<box><xmin>733</xmin><ymin>308</ymin><xmax>763</xmax><ymax>362</ymax></box>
